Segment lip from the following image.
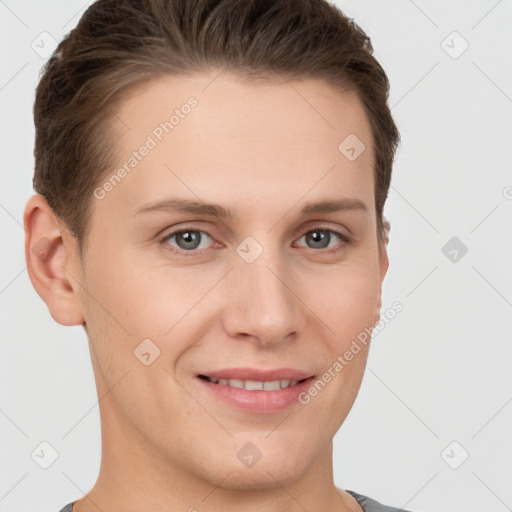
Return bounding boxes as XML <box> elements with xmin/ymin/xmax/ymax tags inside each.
<box><xmin>196</xmin><ymin>367</ymin><xmax>316</xmax><ymax>414</ymax></box>
<box><xmin>198</xmin><ymin>367</ymin><xmax>313</xmax><ymax>381</ymax></box>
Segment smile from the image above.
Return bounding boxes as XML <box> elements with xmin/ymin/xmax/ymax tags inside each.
<box><xmin>199</xmin><ymin>375</ymin><xmax>307</xmax><ymax>390</ymax></box>
<box><xmin>196</xmin><ymin>369</ymin><xmax>316</xmax><ymax>414</ymax></box>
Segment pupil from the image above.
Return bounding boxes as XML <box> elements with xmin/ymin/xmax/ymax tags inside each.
<box><xmin>177</xmin><ymin>231</ymin><xmax>200</xmax><ymax>250</ymax></box>
<box><xmin>307</xmin><ymin>230</ymin><xmax>329</xmax><ymax>249</ymax></box>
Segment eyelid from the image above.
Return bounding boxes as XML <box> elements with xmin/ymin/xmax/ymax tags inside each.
<box><xmin>159</xmin><ymin>227</ymin><xmax>217</xmax><ymax>256</ymax></box>
<box><xmin>294</xmin><ymin>227</ymin><xmax>351</xmax><ymax>245</ymax></box>
<box><xmin>159</xmin><ymin>223</ymin><xmax>353</xmax><ymax>257</ymax></box>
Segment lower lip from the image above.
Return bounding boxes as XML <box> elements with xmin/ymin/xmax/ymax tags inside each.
<box><xmin>197</xmin><ymin>377</ymin><xmax>315</xmax><ymax>414</ymax></box>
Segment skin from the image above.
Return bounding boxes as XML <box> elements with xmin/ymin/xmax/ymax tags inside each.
<box><xmin>24</xmin><ymin>72</ymin><xmax>389</xmax><ymax>512</ymax></box>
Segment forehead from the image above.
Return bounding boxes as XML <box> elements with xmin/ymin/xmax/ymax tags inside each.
<box><xmin>101</xmin><ymin>72</ymin><xmax>375</xmax><ymax>219</ymax></box>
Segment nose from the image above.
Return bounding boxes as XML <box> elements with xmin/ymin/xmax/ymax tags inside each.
<box><xmin>221</xmin><ymin>244</ymin><xmax>305</xmax><ymax>347</ymax></box>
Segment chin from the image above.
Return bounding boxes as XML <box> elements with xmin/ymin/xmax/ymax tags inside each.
<box><xmin>198</xmin><ymin>441</ymin><xmax>316</xmax><ymax>491</ymax></box>
<box><xmin>212</xmin><ymin>460</ymin><xmax>310</xmax><ymax>491</ymax></box>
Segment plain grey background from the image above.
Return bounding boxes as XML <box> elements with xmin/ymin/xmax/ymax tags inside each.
<box><xmin>1</xmin><ymin>1</ymin><xmax>511</xmax><ymax>511</ymax></box>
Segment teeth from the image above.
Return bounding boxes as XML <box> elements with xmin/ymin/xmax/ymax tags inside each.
<box><xmin>263</xmin><ymin>380</ymin><xmax>281</xmax><ymax>390</ymax></box>
<box><xmin>206</xmin><ymin>377</ymin><xmax>302</xmax><ymax>390</ymax></box>
<box><xmin>245</xmin><ymin>380</ymin><xmax>263</xmax><ymax>390</ymax></box>
<box><xmin>229</xmin><ymin>379</ymin><xmax>244</xmax><ymax>389</ymax></box>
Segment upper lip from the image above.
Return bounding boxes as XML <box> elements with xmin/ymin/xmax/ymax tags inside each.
<box><xmin>198</xmin><ymin>367</ymin><xmax>315</xmax><ymax>381</ymax></box>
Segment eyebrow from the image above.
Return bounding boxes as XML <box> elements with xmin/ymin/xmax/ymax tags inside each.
<box><xmin>134</xmin><ymin>197</ymin><xmax>368</xmax><ymax>218</ymax></box>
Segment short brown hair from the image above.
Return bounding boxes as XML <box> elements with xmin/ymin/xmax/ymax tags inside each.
<box><xmin>33</xmin><ymin>0</ymin><xmax>400</xmax><ymax>257</ymax></box>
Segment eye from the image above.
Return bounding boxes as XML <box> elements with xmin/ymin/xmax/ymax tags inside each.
<box><xmin>161</xmin><ymin>229</ymin><xmax>214</xmax><ymax>253</ymax></box>
<box><xmin>159</xmin><ymin>226</ymin><xmax>351</xmax><ymax>256</ymax></box>
<box><xmin>295</xmin><ymin>228</ymin><xmax>351</xmax><ymax>252</ymax></box>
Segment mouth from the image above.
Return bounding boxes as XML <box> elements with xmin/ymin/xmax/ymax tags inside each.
<box><xmin>195</xmin><ymin>368</ymin><xmax>316</xmax><ymax>414</ymax></box>
<box><xmin>198</xmin><ymin>374</ymin><xmax>310</xmax><ymax>391</ymax></box>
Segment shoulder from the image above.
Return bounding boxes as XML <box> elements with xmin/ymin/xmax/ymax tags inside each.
<box><xmin>345</xmin><ymin>489</ymin><xmax>415</xmax><ymax>512</ymax></box>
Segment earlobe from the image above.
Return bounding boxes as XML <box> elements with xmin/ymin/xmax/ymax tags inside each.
<box><xmin>23</xmin><ymin>194</ymin><xmax>85</xmax><ymax>326</ymax></box>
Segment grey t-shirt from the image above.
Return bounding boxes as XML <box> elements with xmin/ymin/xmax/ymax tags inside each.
<box><xmin>57</xmin><ymin>490</ymin><xmax>412</xmax><ymax>512</ymax></box>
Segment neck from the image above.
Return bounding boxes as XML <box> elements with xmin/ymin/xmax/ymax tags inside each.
<box><xmin>72</xmin><ymin>405</ymin><xmax>361</xmax><ymax>512</ymax></box>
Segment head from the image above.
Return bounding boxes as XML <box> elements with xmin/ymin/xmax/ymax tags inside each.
<box><xmin>25</xmin><ymin>0</ymin><xmax>399</xmax><ymax>497</ymax></box>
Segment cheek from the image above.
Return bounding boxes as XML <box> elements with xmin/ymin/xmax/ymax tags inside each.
<box><xmin>301</xmin><ymin>271</ymin><xmax>378</xmax><ymax>420</ymax></box>
<box><xmin>81</xmin><ymin>235</ymin><xmax>381</xmax><ymax>368</ymax></box>
<box><xmin>302</xmin><ymin>260</ymin><xmax>381</xmax><ymax>336</ymax></box>
<box><xmin>79</xmin><ymin>249</ymin><xmax>151</xmax><ymax>371</ymax></box>
<box><xmin>83</xmin><ymin>248</ymin><xmax>164</xmax><ymax>330</ymax></box>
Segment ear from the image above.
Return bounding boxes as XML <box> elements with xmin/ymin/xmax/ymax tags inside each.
<box><xmin>373</xmin><ymin>220</ymin><xmax>390</xmax><ymax>326</ymax></box>
<box><xmin>23</xmin><ymin>193</ymin><xmax>85</xmax><ymax>326</ymax></box>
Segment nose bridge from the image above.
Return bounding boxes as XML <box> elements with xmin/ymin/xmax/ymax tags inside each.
<box><xmin>223</xmin><ymin>242</ymin><xmax>303</xmax><ymax>344</ymax></box>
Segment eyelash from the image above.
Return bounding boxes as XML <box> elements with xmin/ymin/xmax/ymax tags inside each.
<box><xmin>158</xmin><ymin>226</ymin><xmax>352</xmax><ymax>257</ymax></box>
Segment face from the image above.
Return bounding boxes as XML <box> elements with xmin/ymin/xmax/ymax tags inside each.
<box><xmin>69</xmin><ymin>73</ymin><xmax>388</xmax><ymax>490</ymax></box>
